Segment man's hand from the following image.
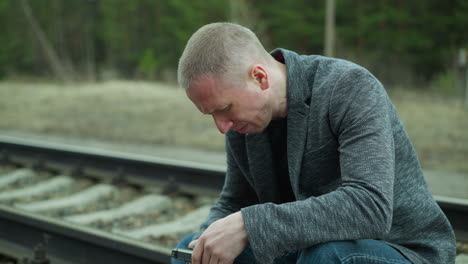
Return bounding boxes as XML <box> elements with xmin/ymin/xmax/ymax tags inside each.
<box><xmin>188</xmin><ymin>211</ymin><xmax>248</xmax><ymax>264</ymax></box>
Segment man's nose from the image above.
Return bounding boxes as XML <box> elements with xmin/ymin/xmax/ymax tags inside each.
<box><xmin>213</xmin><ymin>116</ymin><xmax>233</xmax><ymax>134</ymax></box>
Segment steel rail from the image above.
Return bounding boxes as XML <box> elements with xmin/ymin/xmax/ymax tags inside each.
<box><xmin>0</xmin><ymin>135</ymin><xmax>225</xmax><ymax>196</ymax></box>
<box><xmin>0</xmin><ymin>204</ymin><xmax>171</xmax><ymax>264</ymax></box>
<box><xmin>434</xmin><ymin>195</ymin><xmax>468</xmax><ymax>242</ymax></box>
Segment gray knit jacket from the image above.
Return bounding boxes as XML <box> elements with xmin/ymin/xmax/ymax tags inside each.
<box><xmin>194</xmin><ymin>48</ymin><xmax>456</xmax><ymax>264</ymax></box>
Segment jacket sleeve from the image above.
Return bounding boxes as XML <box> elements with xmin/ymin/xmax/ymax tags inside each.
<box><xmin>192</xmin><ymin>137</ymin><xmax>259</xmax><ymax>240</ymax></box>
<box><xmin>241</xmin><ymin>67</ymin><xmax>395</xmax><ymax>264</ymax></box>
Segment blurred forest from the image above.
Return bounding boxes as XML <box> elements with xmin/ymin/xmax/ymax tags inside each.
<box><xmin>0</xmin><ymin>0</ymin><xmax>467</xmax><ymax>90</ymax></box>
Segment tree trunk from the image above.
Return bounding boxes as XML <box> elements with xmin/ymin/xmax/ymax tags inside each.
<box><xmin>20</xmin><ymin>0</ymin><xmax>73</xmax><ymax>82</ymax></box>
<box><xmin>84</xmin><ymin>0</ymin><xmax>97</xmax><ymax>81</ymax></box>
<box><xmin>229</xmin><ymin>0</ymin><xmax>255</xmax><ymax>28</ymax></box>
<box><xmin>324</xmin><ymin>0</ymin><xmax>336</xmax><ymax>57</ymax></box>
<box><xmin>51</xmin><ymin>0</ymin><xmax>77</xmax><ymax>81</ymax></box>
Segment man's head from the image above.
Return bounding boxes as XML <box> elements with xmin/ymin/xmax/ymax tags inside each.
<box><xmin>178</xmin><ymin>23</ymin><xmax>287</xmax><ymax>134</ymax></box>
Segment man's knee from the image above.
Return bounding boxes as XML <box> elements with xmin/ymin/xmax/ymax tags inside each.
<box><xmin>297</xmin><ymin>241</ymin><xmax>343</xmax><ymax>263</ymax></box>
<box><xmin>297</xmin><ymin>240</ymin><xmax>411</xmax><ymax>264</ymax></box>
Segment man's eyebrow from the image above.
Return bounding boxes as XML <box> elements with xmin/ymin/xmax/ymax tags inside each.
<box><xmin>196</xmin><ymin>105</ymin><xmax>214</xmax><ymax>115</ymax></box>
<box><xmin>206</xmin><ymin>105</ymin><xmax>229</xmax><ymax>115</ymax></box>
<box><xmin>203</xmin><ymin>108</ymin><xmax>217</xmax><ymax>115</ymax></box>
<box><xmin>204</xmin><ymin>106</ymin><xmax>216</xmax><ymax>114</ymax></box>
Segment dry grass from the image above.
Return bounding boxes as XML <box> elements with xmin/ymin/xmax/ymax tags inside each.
<box><xmin>0</xmin><ymin>81</ymin><xmax>224</xmax><ymax>151</ymax></box>
<box><xmin>0</xmin><ymin>81</ymin><xmax>467</xmax><ymax>173</ymax></box>
<box><xmin>388</xmin><ymin>89</ymin><xmax>468</xmax><ymax>173</ymax></box>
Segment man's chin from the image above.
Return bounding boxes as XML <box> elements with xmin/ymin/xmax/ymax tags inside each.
<box><xmin>229</xmin><ymin>124</ymin><xmax>267</xmax><ymax>135</ymax></box>
<box><xmin>245</xmin><ymin>126</ymin><xmax>268</xmax><ymax>135</ymax></box>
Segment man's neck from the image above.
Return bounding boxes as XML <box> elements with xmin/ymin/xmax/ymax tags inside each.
<box><xmin>271</xmin><ymin>60</ymin><xmax>288</xmax><ymax>119</ymax></box>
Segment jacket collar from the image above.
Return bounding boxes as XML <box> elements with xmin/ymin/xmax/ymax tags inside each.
<box><xmin>277</xmin><ymin>49</ymin><xmax>311</xmax><ymax>192</ymax></box>
<box><xmin>245</xmin><ymin>48</ymin><xmax>311</xmax><ymax>195</ymax></box>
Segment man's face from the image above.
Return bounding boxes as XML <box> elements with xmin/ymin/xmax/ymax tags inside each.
<box><xmin>186</xmin><ymin>75</ymin><xmax>272</xmax><ymax>134</ymax></box>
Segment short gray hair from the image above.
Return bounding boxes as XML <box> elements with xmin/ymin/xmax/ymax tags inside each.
<box><xmin>177</xmin><ymin>22</ymin><xmax>271</xmax><ymax>90</ymax></box>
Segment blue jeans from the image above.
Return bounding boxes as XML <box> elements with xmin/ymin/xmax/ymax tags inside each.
<box><xmin>171</xmin><ymin>233</ymin><xmax>412</xmax><ymax>264</ymax></box>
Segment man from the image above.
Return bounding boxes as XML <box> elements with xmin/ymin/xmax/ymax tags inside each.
<box><xmin>173</xmin><ymin>22</ymin><xmax>456</xmax><ymax>264</ymax></box>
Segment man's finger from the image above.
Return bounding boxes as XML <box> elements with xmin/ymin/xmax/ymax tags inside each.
<box><xmin>191</xmin><ymin>239</ymin><xmax>203</xmax><ymax>264</ymax></box>
<box><xmin>202</xmin><ymin>244</ymin><xmax>211</xmax><ymax>264</ymax></box>
<box><xmin>208</xmin><ymin>254</ymin><xmax>219</xmax><ymax>264</ymax></box>
<box><xmin>188</xmin><ymin>239</ymin><xmax>198</xmax><ymax>249</ymax></box>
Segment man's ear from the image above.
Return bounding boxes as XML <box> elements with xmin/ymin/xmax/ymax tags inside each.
<box><xmin>250</xmin><ymin>64</ymin><xmax>269</xmax><ymax>90</ymax></box>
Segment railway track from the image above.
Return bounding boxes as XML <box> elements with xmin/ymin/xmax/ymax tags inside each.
<box><xmin>0</xmin><ymin>135</ymin><xmax>467</xmax><ymax>263</ymax></box>
<box><xmin>0</xmin><ymin>136</ymin><xmax>225</xmax><ymax>264</ymax></box>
